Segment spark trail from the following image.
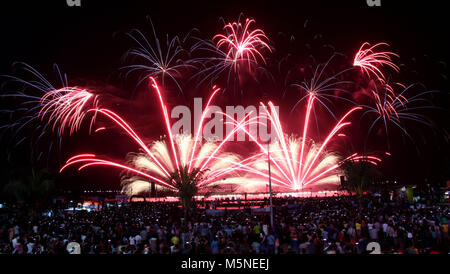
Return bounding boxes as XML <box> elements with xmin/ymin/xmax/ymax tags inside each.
<box><xmin>60</xmin><ymin>78</ymin><xmax>256</xmax><ymax>195</ymax></box>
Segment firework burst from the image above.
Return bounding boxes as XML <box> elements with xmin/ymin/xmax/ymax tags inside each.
<box><xmin>213</xmin><ymin>16</ymin><xmax>271</xmax><ymax>71</ymax></box>
<box><xmin>361</xmin><ymin>82</ymin><xmax>436</xmax><ymax>147</ymax></box>
<box><xmin>38</xmin><ymin>87</ymin><xmax>98</xmax><ymax>136</ymax></box>
<box><xmin>121</xmin><ymin>16</ymin><xmax>195</xmax><ymax>94</ymax></box>
<box><xmin>190</xmin><ymin>15</ymin><xmax>271</xmax><ymax>92</ymax></box>
<box><xmin>60</xmin><ymin>77</ymin><xmax>254</xmax><ymax>195</ymax></box>
<box><xmin>353</xmin><ymin>42</ymin><xmax>399</xmax><ymax>83</ymax></box>
<box><xmin>291</xmin><ymin>55</ymin><xmax>355</xmax><ymax>126</ymax></box>
<box><xmin>221</xmin><ymin>101</ymin><xmax>379</xmax><ymax>192</ymax></box>
<box><xmin>0</xmin><ymin>63</ymin><xmax>98</xmax><ymax>164</ymax></box>
<box><xmin>1</xmin><ymin>15</ymin><xmax>441</xmax><ymax>196</ymax></box>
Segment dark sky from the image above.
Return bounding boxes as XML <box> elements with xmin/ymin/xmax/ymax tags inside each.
<box><xmin>0</xmin><ymin>0</ymin><xmax>449</xmax><ymax>190</ymax></box>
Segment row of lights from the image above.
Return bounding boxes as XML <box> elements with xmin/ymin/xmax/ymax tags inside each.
<box><xmin>83</xmin><ymin>190</ymin><xmax>122</xmax><ymax>193</ymax></box>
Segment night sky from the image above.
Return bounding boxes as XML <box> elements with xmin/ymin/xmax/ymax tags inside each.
<box><xmin>0</xmin><ymin>0</ymin><xmax>449</xmax><ymax>191</ymax></box>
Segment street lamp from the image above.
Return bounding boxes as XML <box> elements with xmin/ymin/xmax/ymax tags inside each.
<box><xmin>267</xmin><ymin>142</ymin><xmax>274</xmax><ymax>230</ymax></box>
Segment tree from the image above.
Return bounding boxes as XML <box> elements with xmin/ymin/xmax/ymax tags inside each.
<box><xmin>340</xmin><ymin>160</ymin><xmax>381</xmax><ymax>197</ymax></box>
<box><xmin>3</xmin><ymin>167</ymin><xmax>56</xmax><ymax>213</ymax></box>
<box><xmin>166</xmin><ymin>166</ymin><xmax>207</xmax><ymax>219</ymax></box>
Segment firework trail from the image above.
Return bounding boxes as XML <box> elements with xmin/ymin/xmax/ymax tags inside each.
<box><xmin>291</xmin><ymin>55</ymin><xmax>356</xmax><ymax>129</ymax></box>
<box><xmin>0</xmin><ymin>63</ymin><xmax>97</xmax><ymax>164</ymax></box>
<box><xmin>190</xmin><ymin>15</ymin><xmax>271</xmax><ymax>92</ymax></box>
<box><xmin>361</xmin><ymin>82</ymin><xmax>436</xmax><ymax>148</ymax></box>
<box><xmin>121</xmin><ymin>16</ymin><xmax>195</xmax><ymax>94</ymax></box>
<box><xmin>213</xmin><ymin>16</ymin><xmax>271</xmax><ymax>71</ymax></box>
<box><xmin>60</xmin><ymin>77</ymin><xmax>256</xmax><ymax>195</ymax></box>
<box><xmin>288</xmin><ymin>57</ymin><xmax>360</xmax><ymax>188</ymax></box>
<box><xmin>38</xmin><ymin>87</ymin><xmax>98</xmax><ymax>136</ymax></box>
<box><xmin>221</xmin><ymin>101</ymin><xmax>380</xmax><ymax>192</ymax></box>
<box><xmin>2</xmin><ymin>17</ymin><xmax>441</xmax><ymax>196</ymax></box>
<box><xmin>352</xmin><ymin>43</ymin><xmax>436</xmax><ymax>149</ymax></box>
<box><xmin>353</xmin><ymin>42</ymin><xmax>399</xmax><ymax>83</ymax></box>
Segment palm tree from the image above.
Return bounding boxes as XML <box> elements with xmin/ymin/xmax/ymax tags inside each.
<box><xmin>3</xmin><ymin>168</ymin><xmax>55</xmax><ymax>213</ymax></box>
<box><xmin>340</xmin><ymin>160</ymin><xmax>381</xmax><ymax>197</ymax></box>
<box><xmin>166</xmin><ymin>166</ymin><xmax>207</xmax><ymax>219</ymax></box>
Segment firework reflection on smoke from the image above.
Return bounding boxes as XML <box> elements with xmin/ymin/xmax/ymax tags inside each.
<box><xmin>251</xmin><ymin>135</ymin><xmax>343</xmax><ymax>191</ymax></box>
<box><xmin>121</xmin><ymin>176</ymin><xmax>168</xmax><ymax>196</ymax></box>
<box><xmin>122</xmin><ymin>133</ymin><xmax>242</xmax><ymax>195</ymax></box>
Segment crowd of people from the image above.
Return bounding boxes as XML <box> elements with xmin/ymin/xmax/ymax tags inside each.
<box><xmin>0</xmin><ymin>193</ymin><xmax>448</xmax><ymax>254</ymax></box>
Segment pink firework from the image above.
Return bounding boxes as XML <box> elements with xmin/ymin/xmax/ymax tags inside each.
<box><xmin>60</xmin><ymin>78</ymin><xmax>255</xmax><ymax>195</ymax></box>
<box><xmin>213</xmin><ymin>17</ymin><xmax>271</xmax><ymax>71</ymax></box>
<box><xmin>362</xmin><ymin>82</ymin><xmax>434</xmax><ymax>147</ymax></box>
<box><xmin>370</xmin><ymin>83</ymin><xmax>408</xmax><ymax>121</ymax></box>
<box><xmin>223</xmin><ymin>102</ymin><xmax>381</xmax><ymax>192</ymax></box>
<box><xmin>353</xmin><ymin>42</ymin><xmax>399</xmax><ymax>83</ymax></box>
<box><xmin>38</xmin><ymin>87</ymin><xmax>99</xmax><ymax>136</ymax></box>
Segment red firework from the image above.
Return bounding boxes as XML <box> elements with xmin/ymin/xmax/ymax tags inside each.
<box><xmin>222</xmin><ymin>100</ymin><xmax>381</xmax><ymax>192</ymax></box>
<box><xmin>353</xmin><ymin>42</ymin><xmax>399</xmax><ymax>83</ymax></box>
<box><xmin>39</xmin><ymin>87</ymin><xmax>98</xmax><ymax>136</ymax></box>
<box><xmin>213</xmin><ymin>17</ymin><xmax>271</xmax><ymax>71</ymax></box>
<box><xmin>60</xmin><ymin>78</ymin><xmax>257</xmax><ymax>194</ymax></box>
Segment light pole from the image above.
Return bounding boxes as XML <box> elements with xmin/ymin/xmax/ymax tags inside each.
<box><xmin>267</xmin><ymin>142</ymin><xmax>274</xmax><ymax>230</ymax></box>
<box><xmin>301</xmin><ymin>181</ymin><xmax>303</xmax><ymax>198</ymax></box>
